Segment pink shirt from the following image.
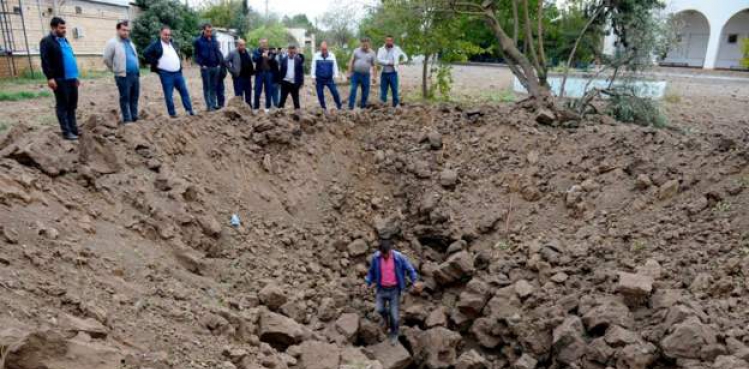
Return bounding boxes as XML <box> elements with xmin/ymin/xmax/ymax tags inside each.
<box><xmin>380</xmin><ymin>253</ymin><xmax>397</xmax><ymax>287</ymax></box>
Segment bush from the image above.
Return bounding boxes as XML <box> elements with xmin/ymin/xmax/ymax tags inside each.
<box><xmin>606</xmin><ymin>94</ymin><xmax>667</xmax><ymax>127</ymax></box>
<box><xmin>132</xmin><ymin>0</ymin><xmax>200</xmax><ymax>59</ymax></box>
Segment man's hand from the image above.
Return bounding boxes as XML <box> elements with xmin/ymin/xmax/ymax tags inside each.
<box><xmin>411</xmin><ymin>281</ymin><xmax>424</xmax><ymax>294</ymax></box>
<box><xmin>47</xmin><ymin>79</ymin><xmax>57</xmax><ymax>90</ymax></box>
<box><xmin>75</xmin><ymin>80</ymin><xmax>81</xmax><ymax>88</ymax></box>
<box><xmin>360</xmin><ymin>283</ymin><xmax>373</xmax><ymax>295</ymax></box>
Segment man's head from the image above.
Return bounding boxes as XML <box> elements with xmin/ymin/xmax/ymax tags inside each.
<box><xmin>202</xmin><ymin>23</ymin><xmax>212</xmax><ymax>38</ymax></box>
<box><xmin>116</xmin><ymin>20</ymin><xmax>130</xmax><ymax>39</ymax></box>
<box><xmin>385</xmin><ymin>35</ymin><xmax>394</xmax><ymax>48</ymax></box>
<box><xmin>287</xmin><ymin>44</ymin><xmax>297</xmax><ymax>57</ymax></box>
<box><xmin>320</xmin><ymin>41</ymin><xmax>328</xmax><ymax>54</ymax></box>
<box><xmin>159</xmin><ymin>25</ymin><xmax>171</xmax><ymax>43</ymax></box>
<box><xmin>360</xmin><ymin>37</ymin><xmax>370</xmax><ymax>51</ymax></box>
<box><xmin>50</xmin><ymin>17</ymin><xmax>66</xmax><ymax>38</ymax></box>
<box><xmin>379</xmin><ymin>238</ymin><xmax>393</xmax><ymax>257</ymax></box>
<box><xmin>237</xmin><ymin>39</ymin><xmax>246</xmax><ymax>52</ymax></box>
<box><xmin>259</xmin><ymin>38</ymin><xmax>268</xmax><ymax>50</ymax></box>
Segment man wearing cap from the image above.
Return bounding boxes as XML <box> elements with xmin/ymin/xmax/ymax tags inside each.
<box><xmin>364</xmin><ymin>239</ymin><xmax>421</xmax><ymax>346</ymax></box>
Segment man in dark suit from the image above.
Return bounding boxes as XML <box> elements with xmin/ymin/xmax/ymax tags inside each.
<box><xmin>278</xmin><ymin>44</ymin><xmax>305</xmax><ymax>112</ymax></box>
<box><xmin>143</xmin><ymin>25</ymin><xmax>195</xmax><ymax>118</ymax></box>
<box><xmin>40</xmin><ymin>17</ymin><xmax>80</xmax><ymax>140</ymax></box>
<box><xmin>252</xmin><ymin>38</ymin><xmax>279</xmax><ymax>112</ymax></box>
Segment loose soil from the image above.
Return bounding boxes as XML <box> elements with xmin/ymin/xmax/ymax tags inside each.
<box><xmin>1</xmin><ymin>65</ymin><xmax>749</xmax><ymax>369</ymax></box>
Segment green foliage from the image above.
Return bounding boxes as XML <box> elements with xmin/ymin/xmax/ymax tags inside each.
<box><xmin>606</xmin><ymin>94</ymin><xmax>667</xmax><ymax>127</ymax></box>
<box><xmin>245</xmin><ymin>23</ymin><xmax>294</xmax><ymax>49</ymax></box>
<box><xmin>199</xmin><ymin>0</ymin><xmax>257</xmax><ymax>36</ymax></box>
<box><xmin>544</xmin><ymin>2</ymin><xmax>602</xmax><ymax>67</ymax></box>
<box><xmin>429</xmin><ymin>63</ymin><xmax>453</xmax><ymax>101</ymax></box>
<box><xmin>0</xmin><ymin>90</ymin><xmax>51</xmax><ymax>101</ymax></box>
<box><xmin>742</xmin><ymin>38</ymin><xmax>749</xmax><ymax>69</ymax></box>
<box><xmin>132</xmin><ymin>0</ymin><xmax>200</xmax><ymax>58</ymax></box>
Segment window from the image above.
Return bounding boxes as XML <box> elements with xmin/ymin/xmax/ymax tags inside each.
<box><xmin>75</xmin><ymin>6</ymin><xmax>82</xmax><ymax>14</ymax></box>
<box><xmin>12</xmin><ymin>6</ymin><xmax>20</xmax><ymax>14</ymax></box>
<box><xmin>728</xmin><ymin>34</ymin><xmax>738</xmax><ymax>44</ymax></box>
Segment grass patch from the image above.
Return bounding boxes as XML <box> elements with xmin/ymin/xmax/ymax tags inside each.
<box><xmin>479</xmin><ymin>89</ymin><xmax>516</xmax><ymax>103</ymax></box>
<box><xmin>0</xmin><ymin>90</ymin><xmax>51</xmax><ymax>101</ymax></box>
<box><xmin>713</xmin><ymin>200</ymin><xmax>732</xmax><ymax>213</ymax></box>
<box><xmin>663</xmin><ymin>91</ymin><xmax>681</xmax><ymax>104</ymax></box>
<box><xmin>630</xmin><ymin>239</ymin><xmax>646</xmax><ymax>253</ymax></box>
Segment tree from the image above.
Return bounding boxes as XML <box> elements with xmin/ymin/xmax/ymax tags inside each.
<box><xmin>282</xmin><ymin>14</ymin><xmax>318</xmax><ymax>35</ymax></box>
<box><xmin>318</xmin><ymin>2</ymin><xmax>358</xmax><ymax>47</ymax></box>
<box><xmin>132</xmin><ymin>0</ymin><xmax>200</xmax><ymax>58</ymax></box>
<box><xmin>245</xmin><ymin>23</ymin><xmax>295</xmax><ymax>49</ymax></box>
<box><xmin>199</xmin><ymin>0</ymin><xmax>257</xmax><ymax>36</ymax></box>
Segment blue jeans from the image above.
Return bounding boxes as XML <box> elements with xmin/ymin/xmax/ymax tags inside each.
<box><xmin>348</xmin><ymin>72</ymin><xmax>371</xmax><ymax>109</ymax></box>
<box><xmin>232</xmin><ymin>75</ymin><xmax>252</xmax><ymax>106</ymax></box>
<box><xmin>115</xmin><ymin>72</ymin><xmax>140</xmax><ymax>122</ymax></box>
<box><xmin>200</xmin><ymin>66</ymin><xmax>220</xmax><ymax>111</ymax></box>
<box><xmin>272</xmin><ymin>83</ymin><xmax>281</xmax><ymax>107</ymax></box>
<box><xmin>380</xmin><ymin>71</ymin><xmax>400</xmax><ymax>107</ymax></box>
<box><xmin>158</xmin><ymin>70</ymin><xmax>193</xmax><ymax>117</ymax></box>
<box><xmin>375</xmin><ymin>288</ymin><xmax>401</xmax><ymax>337</ymax></box>
<box><xmin>254</xmin><ymin>71</ymin><xmax>274</xmax><ymax>109</ymax></box>
<box><xmin>315</xmin><ymin>78</ymin><xmax>341</xmax><ymax>109</ymax></box>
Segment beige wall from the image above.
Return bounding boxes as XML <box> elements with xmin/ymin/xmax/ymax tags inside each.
<box><xmin>1</xmin><ymin>0</ymin><xmax>129</xmax><ymax>68</ymax></box>
<box><xmin>0</xmin><ymin>54</ymin><xmax>107</xmax><ymax>78</ymax></box>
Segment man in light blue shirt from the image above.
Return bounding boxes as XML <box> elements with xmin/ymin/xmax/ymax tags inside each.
<box><xmin>40</xmin><ymin>17</ymin><xmax>80</xmax><ymax>140</ymax></box>
<box><xmin>104</xmin><ymin>20</ymin><xmax>140</xmax><ymax>123</ymax></box>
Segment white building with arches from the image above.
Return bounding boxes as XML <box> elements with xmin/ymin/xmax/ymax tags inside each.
<box><xmin>661</xmin><ymin>0</ymin><xmax>749</xmax><ymax>69</ymax></box>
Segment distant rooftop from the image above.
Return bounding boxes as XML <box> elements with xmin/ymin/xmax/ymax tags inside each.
<box><xmin>87</xmin><ymin>0</ymin><xmax>130</xmax><ymax>7</ymax></box>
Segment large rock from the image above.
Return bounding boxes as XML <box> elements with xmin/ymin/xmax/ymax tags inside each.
<box><xmin>425</xmin><ymin>306</ymin><xmax>448</xmax><ymax>328</ymax></box>
<box><xmin>616</xmin><ymin>272</ymin><xmax>654</xmax><ymax>305</ymax></box>
<box><xmin>661</xmin><ymin>316</ymin><xmax>718</xmax><ymax>360</ymax></box>
<box><xmin>513</xmin><ymin>353</ymin><xmax>538</xmax><ymax>369</ymax></box>
<box><xmin>439</xmin><ymin>169</ymin><xmax>458</xmax><ymax>188</ymax></box>
<box><xmin>484</xmin><ymin>286</ymin><xmax>521</xmax><ymax>320</ymax></box>
<box><xmin>0</xmin><ymin>130</ymin><xmax>74</xmax><ymax>176</ymax></box>
<box><xmin>259</xmin><ymin>310</ymin><xmax>304</xmax><ymax>350</ymax></box>
<box><xmin>456</xmin><ymin>349</ymin><xmax>488</xmax><ymax>369</ymax></box>
<box><xmin>581</xmin><ymin>299</ymin><xmax>634</xmax><ymax>333</ymax></box>
<box><xmin>374</xmin><ymin>215</ymin><xmax>401</xmax><ymax>239</ymax></box>
<box><xmin>415</xmin><ymin>327</ymin><xmax>462</xmax><ymax>369</ymax></box>
<box><xmin>616</xmin><ymin>342</ymin><xmax>658</xmax><ymax>369</ymax></box>
<box><xmin>433</xmin><ymin>251</ymin><xmax>474</xmax><ymax>285</ymax></box>
<box><xmin>78</xmin><ymin>128</ymin><xmax>122</xmax><ymax>175</ymax></box>
<box><xmin>259</xmin><ymin>284</ymin><xmax>288</xmax><ymax>311</ymax></box>
<box><xmin>658</xmin><ymin>179</ymin><xmax>680</xmax><ymax>200</ymax></box>
<box><xmin>366</xmin><ymin>341</ymin><xmax>412</xmax><ymax>369</ymax></box>
<box><xmin>552</xmin><ymin>316</ymin><xmax>586</xmax><ymax>365</ymax></box>
<box><xmin>58</xmin><ymin>313</ymin><xmax>109</xmax><ymax>339</ymax></box>
<box><xmin>470</xmin><ymin>318</ymin><xmax>501</xmax><ymax>349</ymax></box>
<box><xmin>457</xmin><ymin>278</ymin><xmax>491</xmax><ymax>318</ymax></box>
<box><xmin>348</xmin><ymin>239</ymin><xmax>369</xmax><ymax>257</ymax></box>
<box><xmin>336</xmin><ymin>313</ymin><xmax>360</xmax><ymax>343</ymax></box>
<box><xmin>340</xmin><ymin>347</ymin><xmax>383</xmax><ymax>369</ymax></box>
<box><xmin>1</xmin><ymin>328</ymin><xmax>123</xmax><ymax>369</ymax></box>
<box><xmin>296</xmin><ymin>341</ymin><xmax>341</xmax><ymax>369</ymax></box>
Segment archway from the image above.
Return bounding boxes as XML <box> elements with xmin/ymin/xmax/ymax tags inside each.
<box><xmin>715</xmin><ymin>9</ymin><xmax>749</xmax><ymax>69</ymax></box>
<box><xmin>662</xmin><ymin>10</ymin><xmax>711</xmax><ymax>67</ymax></box>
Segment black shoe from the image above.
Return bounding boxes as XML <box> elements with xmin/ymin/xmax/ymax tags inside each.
<box><xmin>169</xmin><ymin>115</ymin><xmax>178</xmax><ymax>119</ymax></box>
<box><xmin>188</xmin><ymin>111</ymin><xmax>196</xmax><ymax>116</ymax></box>
<box><xmin>64</xmin><ymin>133</ymin><xmax>78</xmax><ymax>141</ymax></box>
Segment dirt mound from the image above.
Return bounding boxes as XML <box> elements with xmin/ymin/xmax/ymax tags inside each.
<box><xmin>1</xmin><ymin>99</ymin><xmax>749</xmax><ymax>369</ymax></box>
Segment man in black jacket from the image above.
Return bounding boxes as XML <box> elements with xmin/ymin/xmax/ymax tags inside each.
<box><xmin>278</xmin><ymin>44</ymin><xmax>305</xmax><ymax>112</ymax></box>
<box><xmin>40</xmin><ymin>17</ymin><xmax>80</xmax><ymax>140</ymax></box>
<box><xmin>143</xmin><ymin>26</ymin><xmax>195</xmax><ymax>117</ymax></box>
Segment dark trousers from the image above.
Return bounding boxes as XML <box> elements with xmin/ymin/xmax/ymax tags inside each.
<box><xmin>380</xmin><ymin>71</ymin><xmax>400</xmax><ymax>107</ymax></box>
<box><xmin>375</xmin><ymin>288</ymin><xmax>401</xmax><ymax>337</ymax></box>
<box><xmin>217</xmin><ymin>72</ymin><xmax>226</xmax><ymax>108</ymax></box>
<box><xmin>348</xmin><ymin>71</ymin><xmax>371</xmax><ymax>109</ymax></box>
<box><xmin>200</xmin><ymin>66</ymin><xmax>220</xmax><ymax>111</ymax></box>
<box><xmin>315</xmin><ymin>78</ymin><xmax>341</xmax><ymax>109</ymax></box>
<box><xmin>115</xmin><ymin>72</ymin><xmax>140</xmax><ymax>122</ymax></box>
<box><xmin>279</xmin><ymin>80</ymin><xmax>301</xmax><ymax>109</ymax></box>
<box><xmin>158</xmin><ymin>70</ymin><xmax>193</xmax><ymax>117</ymax></box>
<box><xmin>232</xmin><ymin>75</ymin><xmax>252</xmax><ymax>106</ymax></box>
<box><xmin>272</xmin><ymin>83</ymin><xmax>281</xmax><ymax>107</ymax></box>
<box><xmin>53</xmin><ymin>78</ymin><xmax>79</xmax><ymax>136</ymax></box>
<box><xmin>254</xmin><ymin>71</ymin><xmax>274</xmax><ymax>109</ymax></box>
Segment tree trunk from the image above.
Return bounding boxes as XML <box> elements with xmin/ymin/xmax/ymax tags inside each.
<box><xmin>422</xmin><ymin>53</ymin><xmax>430</xmax><ymax>99</ymax></box>
<box><xmin>511</xmin><ymin>0</ymin><xmax>519</xmax><ymax>45</ymax></box>
<box><xmin>536</xmin><ymin>0</ymin><xmax>547</xmax><ymax>83</ymax></box>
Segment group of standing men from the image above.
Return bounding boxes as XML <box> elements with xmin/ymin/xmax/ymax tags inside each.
<box><xmin>39</xmin><ymin>16</ymin><xmax>408</xmax><ymax>141</ymax></box>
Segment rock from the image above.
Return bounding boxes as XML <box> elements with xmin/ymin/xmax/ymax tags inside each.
<box><xmin>636</xmin><ymin>259</ymin><xmax>662</xmax><ymax>279</ymax></box>
<box><xmin>78</xmin><ymin>129</ymin><xmax>122</xmax><ymax>175</ymax></box>
<box><xmin>687</xmin><ymin>196</ymin><xmax>709</xmax><ymax>215</ymax></box>
<box><xmin>585</xmin><ymin>338</ymin><xmax>614</xmax><ymax>364</ymax></box>
<box><xmin>335</xmin><ymin>313</ymin><xmax>360</xmax><ymax>343</ymax></box>
<box><xmin>484</xmin><ymin>286</ymin><xmax>521</xmax><ymax>320</ymax></box>
<box><xmin>296</xmin><ymin>341</ymin><xmax>341</xmax><ymax>369</ymax></box>
<box><xmin>2</xmin><ymin>329</ymin><xmax>123</xmax><ymax>369</ymax></box>
<box><xmin>259</xmin><ymin>310</ymin><xmax>304</xmax><ymax>350</ymax></box>
<box><xmin>259</xmin><ymin>284</ymin><xmax>288</xmax><ymax>311</ymax></box>
<box><xmin>512</xmin><ymin>353</ymin><xmax>538</xmax><ymax>369</ymax></box>
<box><xmin>550</xmin><ymin>272</ymin><xmax>569</xmax><ymax>283</ymax></box>
<box><xmin>635</xmin><ymin>174</ymin><xmax>652</xmax><ymax>190</ymax></box>
<box><xmin>604</xmin><ymin>326</ymin><xmax>639</xmax><ymax>347</ymax></box>
<box><xmin>535</xmin><ymin>109</ymin><xmax>555</xmax><ymax>125</ymax></box>
<box><xmin>0</xmin><ymin>130</ymin><xmax>74</xmax><ymax>176</ymax></box>
<box><xmin>341</xmin><ymin>346</ymin><xmax>383</xmax><ymax>369</ymax></box>
<box><xmin>365</xmin><ymin>340</ymin><xmax>412</xmax><ymax>369</ymax></box>
<box><xmin>433</xmin><ymin>251</ymin><xmax>474</xmax><ymax>285</ymax></box>
<box><xmin>317</xmin><ymin>297</ymin><xmax>337</xmax><ymax>321</ymax></box>
<box><xmin>1</xmin><ymin>225</ymin><xmax>19</xmax><ymax>244</ymax></box>
<box><xmin>439</xmin><ymin>169</ymin><xmax>458</xmax><ymax>188</ymax></box>
<box><xmin>197</xmin><ymin>215</ymin><xmax>222</xmax><ymax>238</ymax></box>
<box><xmin>713</xmin><ymin>356</ymin><xmax>749</xmax><ymax>369</ymax></box>
<box><xmin>552</xmin><ymin>316</ymin><xmax>586</xmax><ymax>365</ymax></box>
<box><xmin>616</xmin><ymin>342</ymin><xmax>658</xmax><ymax>369</ymax></box>
<box><xmin>446</xmin><ymin>240</ymin><xmax>467</xmax><ymax>255</ymax></box>
<box><xmin>514</xmin><ymin>279</ymin><xmax>535</xmax><ymax>299</ymax></box>
<box><xmin>689</xmin><ymin>273</ymin><xmax>713</xmax><ymax>294</ymax></box>
<box><xmin>348</xmin><ymin>239</ymin><xmax>369</xmax><ymax>257</ymax></box>
<box><xmin>661</xmin><ymin>316</ymin><xmax>718</xmax><ymax>360</ymax></box>
<box><xmin>59</xmin><ymin>313</ymin><xmax>109</xmax><ymax>339</ymax></box>
<box><xmin>581</xmin><ymin>299</ymin><xmax>634</xmax><ymax>333</ymax></box>
<box><xmin>658</xmin><ymin>179</ymin><xmax>680</xmax><ymax>200</ymax></box>
<box><xmin>427</xmin><ymin>131</ymin><xmax>443</xmax><ymax>150</ymax></box>
<box><xmin>358</xmin><ymin>319</ymin><xmax>382</xmax><ymax>346</ymax></box>
<box><xmin>455</xmin><ymin>349</ymin><xmax>488</xmax><ymax>369</ymax></box>
<box><xmin>425</xmin><ymin>307</ymin><xmax>448</xmax><ymax>328</ymax></box>
<box><xmin>470</xmin><ymin>317</ymin><xmax>501</xmax><ymax>348</ymax></box>
<box><xmin>457</xmin><ymin>278</ymin><xmax>491</xmax><ymax>318</ymax></box>
<box><xmin>374</xmin><ymin>215</ymin><xmax>401</xmax><ymax>239</ymax></box>
<box><xmin>616</xmin><ymin>272</ymin><xmax>653</xmax><ymax>305</ymax></box>
<box><xmin>413</xmin><ymin>327</ymin><xmax>461</xmax><ymax>369</ymax></box>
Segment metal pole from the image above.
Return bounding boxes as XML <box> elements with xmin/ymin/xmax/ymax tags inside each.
<box><xmin>18</xmin><ymin>0</ymin><xmax>34</xmax><ymax>75</ymax></box>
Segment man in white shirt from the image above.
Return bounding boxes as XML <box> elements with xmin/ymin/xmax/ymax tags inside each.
<box><xmin>311</xmin><ymin>41</ymin><xmax>342</xmax><ymax>111</ymax></box>
<box><xmin>278</xmin><ymin>44</ymin><xmax>305</xmax><ymax>111</ymax></box>
<box><xmin>377</xmin><ymin>35</ymin><xmax>408</xmax><ymax>107</ymax></box>
<box><xmin>143</xmin><ymin>25</ymin><xmax>194</xmax><ymax>117</ymax></box>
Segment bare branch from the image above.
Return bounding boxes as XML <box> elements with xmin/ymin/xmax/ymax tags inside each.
<box><xmin>559</xmin><ymin>4</ymin><xmax>605</xmax><ymax>98</ymax></box>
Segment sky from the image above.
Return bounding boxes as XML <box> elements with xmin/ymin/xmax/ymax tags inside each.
<box><xmin>246</xmin><ymin>0</ymin><xmax>375</xmax><ymax>25</ymax></box>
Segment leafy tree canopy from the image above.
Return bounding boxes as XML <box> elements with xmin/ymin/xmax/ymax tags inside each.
<box><xmin>132</xmin><ymin>0</ymin><xmax>200</xmax><ymax>57</ymax></box>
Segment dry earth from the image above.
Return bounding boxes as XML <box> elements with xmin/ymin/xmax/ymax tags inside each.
<box><xmin>1</xmin><ymin>65</ymin><xmax>749</xmax><ymax>369</ymax></box>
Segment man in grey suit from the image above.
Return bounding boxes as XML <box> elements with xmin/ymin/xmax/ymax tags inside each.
<box><xmin>225</xmin><ymin>39</ymin><xmax>254</xmax><ymax>106</ymax></box>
